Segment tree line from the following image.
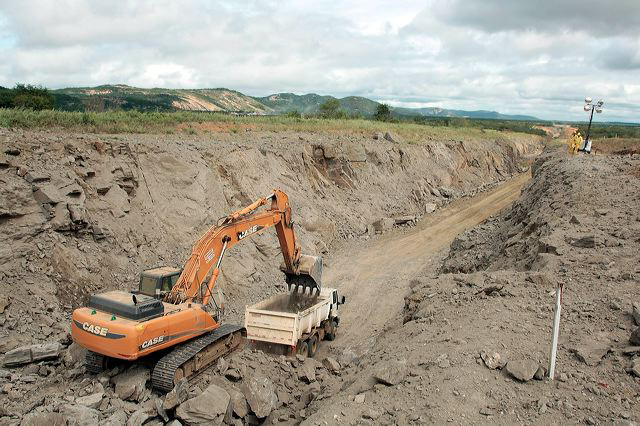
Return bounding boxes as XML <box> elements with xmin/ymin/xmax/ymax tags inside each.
<box><xmin>0</xmin><ymin>84</ymin><xmax>55</xmax><ymax>110</ymax></box>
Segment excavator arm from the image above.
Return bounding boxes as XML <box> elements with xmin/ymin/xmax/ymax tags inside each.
<box><xmin>165</xmin><ymin>190</ymin><xmax>322</xmax><ymax>305</ymax></box>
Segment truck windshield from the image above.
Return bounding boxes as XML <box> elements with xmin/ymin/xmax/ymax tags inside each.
<box><xmin>140</xmin><ymin>275</ymin><xmax>157</xmax><ymax>296</ymax></box>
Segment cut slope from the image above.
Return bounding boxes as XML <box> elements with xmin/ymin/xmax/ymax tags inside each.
<box><xmin>304</xmin><ymin>149</ymin><xmax>640</xmax><ymax>425</ymax></box>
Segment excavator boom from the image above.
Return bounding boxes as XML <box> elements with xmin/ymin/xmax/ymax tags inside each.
<box><xmin>166</xmin><ymin>189</ymin><xmax>322</xmax><ymax>305</ymax></box>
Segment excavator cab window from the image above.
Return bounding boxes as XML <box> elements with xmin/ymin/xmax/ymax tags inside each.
<box><xmin>139</xmin><ymin>275</ymin><xmax>159</xmax><ymax>297</ymax></box>
<box><xmin>161</xmin><ymin>277</ymin><xmax>171</xmax><ymax>293</ymax></box>
<box><xmin>161</xmin><ymin>273</ymin><xmax>180</xmax><ymax>293</ymax></box>
<box><xmin>139</xmin><ymin>269</ymin><xmax>182</xmax><ymax>298</ymax></box>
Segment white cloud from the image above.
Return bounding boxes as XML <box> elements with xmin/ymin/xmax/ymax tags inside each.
<box><xmin>0</xmin><ymin>0</ymin><xmax>638</xmax><ymax>121</ymax></box>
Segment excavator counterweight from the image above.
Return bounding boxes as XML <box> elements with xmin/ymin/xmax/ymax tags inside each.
<box><xmin>71</xmin><ymin>189</ymin><xmax>321</xmax><ymax>391</ymax></box>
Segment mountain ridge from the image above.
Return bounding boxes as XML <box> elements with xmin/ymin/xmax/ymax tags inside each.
<box><xmin>50</xmin><ymin>84</ymin><xmax>539</xmax><ymax>120</ymax></box>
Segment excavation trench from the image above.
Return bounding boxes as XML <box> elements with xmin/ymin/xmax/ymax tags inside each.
<box><xmin>324</xmin><ymin>172</ymin><xmax>531</xmax><ymax>352</ymax></box>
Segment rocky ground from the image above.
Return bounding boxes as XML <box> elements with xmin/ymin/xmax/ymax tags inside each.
<box><xmin>7</xmin><ymin>126</ymin><xmax>617</xmax><ymax>425</ymax></box>
<box><xmin>3</xmin><ymin>126</ymin><xmax>638</xmax><ymax>425</ymax></box>
<box><xmin>303</xmin><ymin>149</ymin><xmax>640</xmax><ymax>425</ymax></box>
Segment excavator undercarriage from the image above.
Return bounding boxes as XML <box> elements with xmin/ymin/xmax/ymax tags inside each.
<box><xmin>151</xmin><ymin>324</ymin><xmax>245</xmax><ymax>392</ymax></box>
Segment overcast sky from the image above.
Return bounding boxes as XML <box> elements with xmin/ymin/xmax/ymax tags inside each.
<box><xmin>0</xmin><ymin>0</ymin><xmax>638</xmax><ymax>121</ymax></box>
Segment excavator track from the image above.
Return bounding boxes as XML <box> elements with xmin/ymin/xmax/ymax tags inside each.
<box><xmin>151</xmin><ymin>324</ymin><xmax>245</xmax><ymax>393</ymax></box>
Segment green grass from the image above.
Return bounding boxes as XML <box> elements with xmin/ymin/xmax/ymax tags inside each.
<box><xmin>0</xmin><ymin>108</ymin><xmax>541</xmax><ymax>145</ymax></box>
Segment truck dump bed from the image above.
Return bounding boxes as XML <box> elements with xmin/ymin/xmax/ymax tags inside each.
<box><xmin>245</xmin><ymin>289</ymin><xmax>332</xmax><ymax>347</ymax></box>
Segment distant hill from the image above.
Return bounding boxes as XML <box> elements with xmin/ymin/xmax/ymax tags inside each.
<box><xmin>53</xmin><ymin>85</ymin><xmax>269</xmax><ymax>114</ymax></box>
<box><xmin>255</xmin><ymin>93</ymin><xmax>380</xmax><ymax>116</ymax></box>
<box><xmin>392</xmin><ymin>106</ymin><xmax>538</xmax><ymax>121</ymax></box>
<box><xmin>50</xmin><ymin>85</ymin><xmax>538</xmax><ymax>120</ymax></box>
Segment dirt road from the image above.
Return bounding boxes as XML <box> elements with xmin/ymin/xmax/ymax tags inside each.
<box><xmin>324</xmin><ymin>172</ymin><xmax>531</xmax><ymax>352</ymax></box>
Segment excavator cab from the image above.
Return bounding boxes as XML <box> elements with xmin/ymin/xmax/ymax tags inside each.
<box><xmin>138</xmin><ymin>267</ymin><xmax>181</xmax><ymax>299</ymax></box>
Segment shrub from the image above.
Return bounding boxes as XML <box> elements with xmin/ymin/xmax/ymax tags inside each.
<box><xmin>374</xmin><ymin>103</ymin><xmax>392</xmax><ymax>121</ymax></box>
<box><xmin>7</xmin><ymin>84</ymin><xmax>55</xmax><ymax>110</ymax></box>
<box><xmin>319</xmin><ymin>99</ymin><xmax>346</xmax><ymax>119</ymax></box>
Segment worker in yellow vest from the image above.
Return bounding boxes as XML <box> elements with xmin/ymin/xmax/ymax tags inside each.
<box><xmin>568</xmin><ymin>131</ymin><xmax>583</xmax><ymax>154</ymax></box>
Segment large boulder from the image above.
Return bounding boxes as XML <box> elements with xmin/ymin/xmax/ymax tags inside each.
<box><xmin>76</xmin><ymin>392</ymin><xmax>104</xmax><ymax>409</ymax></box>
<box><xmin>383</xmin><ymin>132</ymin><xmax>403</xmax><ymax>143</ymax></box>
<box><xmin>63</xmin><ymin>342</ymin><xmax>87</xmax><ymax>367</ymax></box>
<box><xmin>569</xmin><ymin>235</ymin><xmax>596</xmax><ymax>248</ymax></box>
<box><xmin>630</xmin><ymin>327</ymin><xmax>640</xmax><ymax>346</ymax></box>
<box><xmin>21</xmin><ymin>412</ymin><xmax>66</xmax><ymax>426</ymax></box>
<box><xmin>570</xmin><ymin>341</ymin><xmax>611</xmax><ymax>366</ymax></box>
<box><xmin>633</xmin><ymin>302</ymin><xmax>640</xmax><ymax>326</ymax></box>
<box><xmin>112</xmin><ymin>366</ymin><xmax>150</xmax><ymax>402</ymax></box>
<box><xmin>61</xmin><ymin>404</ymin><xmax>100</xmax><ymax>426</ymax></box>
<box><xmin>373</xmin><ymin>359</ymin><xmax>408</xmax><ymax>386</ymax></box>
<box><xmin>210</xmin><ymin>377</ymin><xmax>249</xmax><ymax>418</ymax></box>
<box><xmin>322</xmin><ymin>357</ymin><xmax>340</xmax><ymax>372</ymax></box>
<box><xmin>163</xmin><ymin>378</ymin><xmax>189</xmax><ymax>411</ymax></box>
<box><xmin>371</xmin><ymin>218</ymin><xmax>395</xmax><ymax>234</ymax></box>
<box><xmin>299</xmin><ymin>358</ymin><xmax>317</xmax><ymax>383</ymax></box>
<box><xmin>176</xmin><ymin>383</ymin><xmax>230</xmax><ymax>425</ymax></box>
<box><xmin>3</xmin><ymin>343</ymin><xmax>61</xmax><ymax>367</ymax></box>
<box><xmin>242</xmin><ymin>374</ymin><xmax>277</xmax><ymax>418</ymax></box>
<box><xmin>127</xmin><ymin>409</ymin><xmax>152</xmax><ymax>426</ymax></box>
<box><xmin>101</xmin><ymin>410</ymin><xmax>128</xmax><ymax>426</ymax></box>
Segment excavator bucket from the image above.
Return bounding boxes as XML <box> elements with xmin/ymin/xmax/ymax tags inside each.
<box><xmin>284</xmin><ymin>255</ymin><xmax>323</xmax><ymax>295</ymax></box>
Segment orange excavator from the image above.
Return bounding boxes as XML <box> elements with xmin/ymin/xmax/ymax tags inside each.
<box><xmin>71</xmin><ymin>190</ymin><xmax>322</xmax><ymax>391</ymax></box>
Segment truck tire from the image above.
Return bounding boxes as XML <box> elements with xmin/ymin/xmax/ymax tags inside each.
<box><xmin>308</xmin><ymin>335</ymin><xmax>318</xmax><ymax>357</ymax></box>
<box><xmin>296</xmin><ymin>341</ymin><xmax>309</xmax><ymax>357</ymax></box>
<box><xmin>325</xmin><ymin>320</ymin><xmax>337</xmax><ymax>341</ymax></box>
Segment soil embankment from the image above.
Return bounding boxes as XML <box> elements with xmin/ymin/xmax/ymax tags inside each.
<box><xmin>305</xmin><ymin>149</ymin><xmax>640</xmax><ymax>425</ymax></box>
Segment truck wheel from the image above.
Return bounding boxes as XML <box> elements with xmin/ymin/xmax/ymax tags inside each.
<box><xmin>308</xmin><ymin>335</ymin><xmax>318</xmax><ymax>357</ymax></box>
<box><xmin>296</xmin><ymin>341</ymin><xmax>309</xmax><ymax>357</ymax></box>
<box><xmin>325</xmin><ymin>320</ymin><xmax>337</xmax><ymax>341</ymax></box>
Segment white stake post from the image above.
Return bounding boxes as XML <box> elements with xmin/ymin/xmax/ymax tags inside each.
<box><xmin>548</xmin><ymin>283</ymin><xmax>563</xmax><ymax>380</ymax></box>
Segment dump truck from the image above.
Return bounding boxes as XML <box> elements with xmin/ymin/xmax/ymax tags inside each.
<box><xmin>245</xmin><ymin>287</ymin><xmax>345</xmax><ymax>357</ymax></box>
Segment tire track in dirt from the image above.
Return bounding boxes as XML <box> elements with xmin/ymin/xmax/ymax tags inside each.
<box><xmin>324</xmin><ymin>172</ymin><xmax>531</xmax><ymax>352</ymax></box>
